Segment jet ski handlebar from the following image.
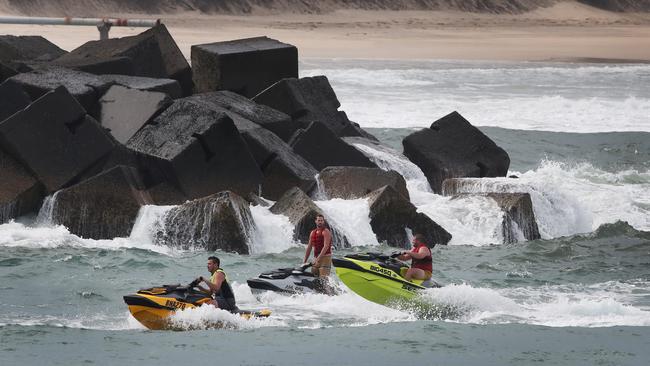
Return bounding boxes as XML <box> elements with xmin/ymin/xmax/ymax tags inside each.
<box><xmin>188</xmin><ymin>278</ymin><xmax>201</xmax><ymax>288</ymax></box>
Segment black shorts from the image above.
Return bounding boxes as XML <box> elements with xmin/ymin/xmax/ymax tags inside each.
<box><xmin>214</xmin><ymin>296</ymin><xmax>237</xmax><ymax>312</ymax></box>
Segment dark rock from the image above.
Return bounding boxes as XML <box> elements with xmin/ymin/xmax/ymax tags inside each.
<box><xmin>157</xmin><ymin>191</ymin><xmax>254</xmax><ymax>254</ymax></box>
<box><xmin>409</xmin><ymin>212</ymin><xmax>453</xmax><ymax>248</ymax></box>
<box><xmin>146</xmin><ymin>181</ymin><xmax>188</xmax><ymax>206</ymax></box>
<box><xmin>127</xmin><ymin>99</ymin><xmax>263</xmax><ymax>199</ymax></box>
<box><xmin>186</xmin><ymin>91</ymin><xmax>297</xmax><ymax>141</ymax></box>
<box><xmin>0</xmin><ymin>86</ymin><xmax>115</xmax><ymax>192</ymax></box>
<box><xmin>98</xmin><ymin>85</ymin><xmax>172</xmax><ymax>144</ymax></box>
<box><xmin>99</xmin><ymin>74</ymin><xmax>183</xmax><ymax>99</ymax></box>
<box><xmin>7</xmin><ymin>67</ymin><xmax>113</xmax><ymax>113</ymax></box>
<box><xmin>180</xmin><ymin>92</ymin><xmax>313</xmax><ymax>200</ymax></box>
<box><xmin>366</xmin><ymin>185</ymin><xmax>451</xmax><ymax>248</ymax></box>
<box><xmin>0</xmin><ymin>35</ymin><xmax>66</xmax><ymax>64</ymax></box>
<box><xmin>253</xmin><ymin>75</ymin><xmax>357</xmax><ymax>136</ymax></box>
<box><xmin>58</xmin><ymin>55</ymin><xmax>134</xmax><ymax>76</ymax></box>
<box><xmin>0</xmin><ymin>62</ymin><xmax>18</xmax><ymax>84</ymax></box>
<box><xmin>403</xmin><ymin>111</ymin><xmax>510</xmax><ymax>193</ymax></box>
<box><xmin>246</xmin><ymin>193</ymin><xmax>270</xmax><ymax>207</ymax></box>
<box><xmin>270</xmin><ymin>187</ymin><xmax>349</xmax><ymax>248</ymax></box>
<box><xmin>241</xmin><ymin>126</ymin><xmax>317</xmax><ymax>200</ymax></box>
<box><xmin>192</xmin><ymin>36</ymin><xmax>298</xmax><ymax>98</ymax></box>
<box><xmin>441</xmin><ymin>177</ymin><xmax>519</xmax><ymax>196</ymax></box>
<box><xmin>50</xmin><ymin>166</ymin><xmax>151</xmax><ymax>239</ymax></box>
<box><xmin>0</xmin><ymin>80</ymin><xmax>31</xmax><ymax>122</ymax></box>
<box><xmin>487</xmin><ymin>193</ymin><xmax>541</xmax><ymax>243</ymax></box>
<box><xmin>0</xmin><ymin>148</ymin><xmax>44</xmax><ymax>223</ymax></box>
<box><xmin>55</xmin><ymin>24</ymin><xmax>192</xmax><ymax>96</ymax></box>
<box><xmin>441</xmin><ymin>178</ymin><xmax>541</xmax><ymax>243</ymax></box>
<box><xmin>339</xmin><ymin>120</ymin><xmax>379</xmax><ymax>141</ymax></box>
<box><xmin>317</xmin><ymin>166</ymin><xmax>409</xmax><ymax>200</ymax></box>
<box><xmin>289</xmin><ymin>121</ymin><xmax>377</xmax><ymax>170</ymax></box>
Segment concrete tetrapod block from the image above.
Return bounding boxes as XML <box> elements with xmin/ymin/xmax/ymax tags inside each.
<box><xmin>156</xmin><ymin>191</ymin><xmax>254</xmax><ymax>254</ymax></box>
<box><xmin>192</xmin><ymin>36</ymin><xmax>298</xmax><ymax>98</ymax></box>
<box><xmin>318</xmin><ymin>166</ymin><xmax>409</xmax><ymax>200</ymax></box>
<box><xmin>187</xmin><ymin>91</ymin><xmax>297</xmax><ymax>141</ymax></box>
<box><xmin>487</xmin><ymin>192</ymin><xmax>541</xmax><ymax>243</ymax></box>
<box><xmin>403</xmin><ymin>111</ymin><xmax>510</xmax><ymax>194</ymax></box>
<box><xmin>0</xmin><ymin>86</ymin><xmax>115</xmax><ymax>192</ymax></box>
<box><xmin>127</xmin><ymin>99</ymin><xmax>263</xmax><ymax>200</ymax></box>
<box><xmin>366</xmin><ymin>185</ymin><xmax>451</xmax><ymax>248</ymax></box>
<box><xmin>270</xmin><ymin>187</ymin><xmax>350</xmax><ymax>248</ymax></box>
<box><xmin>8</xmin><ymin>67</ymin><xmax>113</xmax><ymax>113</ymax></box>
<box><xmin>50</xmin><ymin>165</ymin><xmax>152</xmax><ymax>239</ymax></box>
<box><xmin>99</xmin><ymin>74</ymin><xmax>183</xmax><ymax>99</ymax></box>
<box><xmin>290</xmin><ymin>121</ymin><xmax>377</xmax><ymax>171</ymax></box>
<box><xmin>0</xmin><ymin>62</ymin><xmax>18</xmax><ymax>84</ymax></box>
<box><xmin>241</xmin><ymin>126</ymin><xmax>317</xmax><ymax>200</ymax></box>
<box><xmin>253</xmin><ymin>75</ymin><xmax>364</xmax><ymax>137</ymax></box>
<box><xmin>0</xmin><ymin>148</ymin><xmax>44</xmax><ymax>223</ymax></box>
<box><xmin>441</xmin><ymin>177</ymin><xmax>541</xmax><ymax>243</ymax></box>
<box><xmin>98</xmin><ymin>85</ymin><xmax>172</xmax><ymax>144</ymax></box>
<box><xmin>0</xmin><ymin>80</ymin><xmax>31</xmax><ymax>123</ymax></box>
<box><xmin>0</xmin><ymin>35</ymin><xmax>66</xmax><ymax>65</ymax></box>
<box><xmin>55</xmin><ymin>24</ymin><xmax>192</xmax><ymax>96</ymax></box>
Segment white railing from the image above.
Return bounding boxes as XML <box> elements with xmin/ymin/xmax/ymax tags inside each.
<box><xmin>0</xmin><ymin>16</ymin><xmax>161</xmax><ymax>39</ymax></box>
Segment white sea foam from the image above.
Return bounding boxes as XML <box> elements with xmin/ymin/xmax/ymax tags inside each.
<box><xmin>352</xmin><ymin>139</ymin><xmax>650</xmax><ymax>243</ymax></box>
<box><xmin>129</xmin><ymin>204</ymin><xmax>176</xmax><ymax>245</ymax></box>
<box><xmin>0</xmin><ymin>219</ymin><xmax>174</xmax><ymax>254</ymax></box>
<box><xmin>513</xmin><ymin>161</ymin><xmax>650</xmax><ymax>233</ymax></box>
<box><xmin>167</xmin><ymin>304</ymin><xmax>282</xmax><ymax>331</ymax></box>
<box><xmin>243</xmin><ymin>283</ymin><xmax>414</xmax><ymax>328</ymax></box>
<box><xmin>303</xmin><ymin>60</ymin><xmax>650</xmax><ymax>132</ymax></box>
<box><xmin>249</xmin><ymin>204</ymin><xmax>299</xmax><ymax>253</ymax></box>
<box><xmin>0</xmin><ymin>311</ymin><xmax>145</xmax><ymax>331</ymax></box>
<box><xmin>315</xmin><ymin>198</ymin><xmax>379</xmax><ymax>247</ymax></box>
<box><xmin>419</xmin><ymin>282</ymin><xmax>650</xmax><ymax>327</ymax></box>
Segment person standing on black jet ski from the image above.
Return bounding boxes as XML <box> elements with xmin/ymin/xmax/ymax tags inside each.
<box><xmin>195</xmin><ymin>256</ymin><xmax>238</xmax><ymax>312</ymax></box>
<box><xmin>398</xmin><ymin>234</ymin><xmax>433</xmax><ymax>282</ymax></box>
<box><xmin>303</xmin><ymin>214</ymin><xmax>333</xmax><ymax>278</ymax></box>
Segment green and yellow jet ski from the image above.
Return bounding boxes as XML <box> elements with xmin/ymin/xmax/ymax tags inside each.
<box><xmin>123</xmin><ymin>280</ymin><xmax>271</xmax><ymax>330</ymax></box>
<box><xmin>333</xmin><ymin>252</ymin><xmax>441</xmax><ymax>307</ymax></box>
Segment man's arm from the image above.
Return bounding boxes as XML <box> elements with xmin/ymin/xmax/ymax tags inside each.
<box><xmin>409</xmin><ymin>246</ymin><xmax>431</xmax><ymax>260</ymax></box>
<box><xmin>303</xmin><ymin>231</ymin><xmax>314</xmax><ymax>263</ymax></box>
<box><xmin>398</xmin><ymin>252</ymin><xmax>411</xmax><ymax>261</ymax></box>
<box><xmin>202</xmin><ymin>272</ymin><xmax>225</xmax><ymax>294</ymax></box>
<box><xmin>314</xmin><ymin>228</ymin><xmax>332</xmax><ymax>264</ymax></box>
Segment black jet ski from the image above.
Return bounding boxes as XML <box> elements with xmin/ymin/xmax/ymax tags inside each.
<box><xmin>247</xmin><ymin>263</ymin><xmax>338</xmax><ymax>296</ymax></box>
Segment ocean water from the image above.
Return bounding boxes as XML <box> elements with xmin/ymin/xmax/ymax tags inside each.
<box><xmin>2</xmin><ymin>59</ymin><xmax>650</xmax><ymax>365</ymax></box>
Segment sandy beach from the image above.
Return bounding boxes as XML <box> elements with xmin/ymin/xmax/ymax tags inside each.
<box><xmin>1</xmin><ymin>2</ymin><xmax>650</xmax><ymax>62</ymax></box>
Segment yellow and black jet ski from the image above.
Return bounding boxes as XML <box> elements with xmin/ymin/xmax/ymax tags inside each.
<box><xmin>123</xmin><ymin>279</ymin><xmax>271</xmax><ymax>330</ymax></box>
<box><xmin>333</xmin><ymin>252</ymin><xmax>441</xmax><ymax>307</ymax></box>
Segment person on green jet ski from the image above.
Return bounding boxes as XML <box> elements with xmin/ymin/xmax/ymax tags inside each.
<box><xmin>397</xmin><ymin>234</ymin><xmax>433</xmax><ymax>282</ymax></box>
<box><xmin>195</xmin><ymin>256</ymin><xmax>238</xmax><ymax>311</ymax></box>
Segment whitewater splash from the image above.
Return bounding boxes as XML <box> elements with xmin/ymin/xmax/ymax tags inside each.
<box><xmin>303</xmin><ymin>59</ymin><xmax>650</xmax><ymax>133</ymax></box>
<box><xmin>352</xmin><ymin>141</ymin><xmax>650</xmax><ymax>245</ymax></box>
<box><xmin>417</xmin><ymin>282</ymin><xmax>650</xmax><ymax>328</ymax></box>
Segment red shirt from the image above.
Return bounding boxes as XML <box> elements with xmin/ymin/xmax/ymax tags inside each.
<box><xmin>310</xmin><ymin>228</ymin><xmax>331</xmax><ymax>256</ymax></box>
<box><xmin>410</xmin><ymin>242</ymin><xmax>432</xmax><ymax>272</ymax></box>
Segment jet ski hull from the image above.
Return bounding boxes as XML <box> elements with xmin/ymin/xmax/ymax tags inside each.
<box><xmin>124</xmin><ymin>286</ymin><xmax>270</xmax><ymax>330</ymax></box>
<box><xmin>333</xmin><ymin>254</ymin><xmax>439</xmax><ymax>307</ymax></box>
<box><xmin>247</xmin><ymin>265</ymin><xmax>338</xmax><ymax>296</ymax></box>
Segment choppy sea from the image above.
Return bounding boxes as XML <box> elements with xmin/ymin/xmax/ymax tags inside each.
<box><xmin>1</xmin><ymin>59</ymin><xmax>649</xmax><ymax>365</ymax></box>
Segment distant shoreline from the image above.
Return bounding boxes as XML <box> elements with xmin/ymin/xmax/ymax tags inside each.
<box><xmin>1</xmin><ymin>4</ymin><xmax>650</xmax><ymax>63</ymax></box>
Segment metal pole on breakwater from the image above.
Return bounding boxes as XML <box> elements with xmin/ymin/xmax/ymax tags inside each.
<box><xmin>0</xmin><ymin>16</ymin><xmax>161</xmax><ymax>40</ymax></box>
